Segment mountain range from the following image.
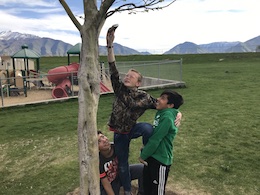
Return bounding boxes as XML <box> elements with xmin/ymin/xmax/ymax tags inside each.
<box><xmin>0</xmin><ymin>31</ymin><xmax>259</xmax><ymax>56</ymax></box>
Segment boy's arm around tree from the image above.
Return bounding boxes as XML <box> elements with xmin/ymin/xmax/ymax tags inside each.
<box><xmin>100</xmin><ymin>177</ymin><xmax>115</xmax><ymax>195</ymax></box>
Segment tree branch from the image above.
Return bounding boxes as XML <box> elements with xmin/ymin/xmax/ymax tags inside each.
<box><xmin>59</xmin><ymin>0</ymin><xmax>82</xmax><ymax>31</ymax></box>
<box><xmin>100</xmin><ymin>0</ymin><xmax>116</xmax><ymax>18</ymax></box>
<box><xmin>106</xmin><ymin>0</ymin><xmax>176</xmax><ymax>18</ymax></box>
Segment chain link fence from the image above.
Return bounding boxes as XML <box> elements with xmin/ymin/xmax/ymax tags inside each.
<box><xmin>0</xmin><ymin>60</ymin><xmax>184</xmax><ymax>108</ymax></box>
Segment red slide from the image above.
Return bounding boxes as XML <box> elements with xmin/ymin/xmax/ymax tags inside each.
<box><xmin>47</xmin><ymin>63</ymin><xmax>111</xmax><ymax>98</ymax></box>
<box><xmin>100</xmin><ymin>82</ymin><xmax>111</xmax><ymax>93</ymax></box>
<box><xmin>47</xmin><ymin>63</ymin><xmax>79</xmax><ymax>98</ymax></box>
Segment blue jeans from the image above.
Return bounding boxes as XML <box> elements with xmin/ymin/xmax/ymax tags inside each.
<box><xmin>114</xmin><ymin>122</ymin><xmax>153</xmax><ymax>192</ymax></box>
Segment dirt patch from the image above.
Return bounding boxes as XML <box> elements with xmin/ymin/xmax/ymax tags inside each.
<box><xmin>1</xmin><ymin>88</ymin><xmax>54</xmax><ymax>107</ymax></box>
<box><xmin>66</xmin><ymin>185</ymin><xmax>180</xmax><ymax>195</ymax></box>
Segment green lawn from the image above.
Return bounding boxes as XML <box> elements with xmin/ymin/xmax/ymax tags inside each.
<box><xmin>0</xmin><ymin>53</ymin><xmax>259</xmax><ymax>194</ymax></box>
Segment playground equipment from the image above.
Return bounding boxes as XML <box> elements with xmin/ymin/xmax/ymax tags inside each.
<box><xmin>0</xmin><ymin>70</ymin><xmax>26</xmax><ymax>96</ymax></box>
<box><xmin>47</xmin><ymin>63</ymin><xmax>79</xmax><ymax>98</ymax></box>
<box><xmin>0</xmin><ymin>45</ymin><xmax>42</xmax><ymax>98</ymax></box>
<box><xmin>47</xmin><ymin>63</ymin><xmax>111</xmax><ymax>99</ymax></box>
<box><xmin>0</xmin><ymin>70</ymin><xmax>15</xmax><ymax>85</ymax></box>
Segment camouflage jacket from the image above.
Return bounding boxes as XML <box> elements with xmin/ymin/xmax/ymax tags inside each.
<box><xmin>107</xmin><ymin>62</ymin><xmax>157</xmax><ymax>133</ymax></box>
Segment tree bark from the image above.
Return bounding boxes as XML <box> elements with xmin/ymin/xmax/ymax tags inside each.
<box><xmin>77</xmin><ymin>24</ymin><xmax>101</xmax><ymax>195</ymax></box>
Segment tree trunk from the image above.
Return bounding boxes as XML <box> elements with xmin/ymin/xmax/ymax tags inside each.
<box><xmin>59</xmin><ymin>0</ymin><xmax>174</xmax><ymax>194</ymax></box>
<box><xmin>77</xmin><ymin>24</ymin><xmax>101</xmax><ymax>195</ymax></box>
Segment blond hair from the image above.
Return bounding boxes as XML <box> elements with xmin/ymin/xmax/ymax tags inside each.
<box><xmin>129</xmin><ymin>69</ymin><xmax>143</xmax><ymax>83</ymax></box>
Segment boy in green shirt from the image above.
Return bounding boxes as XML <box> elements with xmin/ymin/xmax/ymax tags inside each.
<box><xmin>139</xmin><ymin>89</ymin><xmax>184</xmax><ymax>195</ymax></box>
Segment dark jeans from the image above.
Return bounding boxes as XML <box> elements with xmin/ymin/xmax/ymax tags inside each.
<box><xmin>100</xmin><ymin>164</ymin><xmax>144</xmax><ymax>195</ymax></box>
<box><xmin>114</xmin><ymin>122</ymin><xmax>153</xmax><ymax>192</ymax></box>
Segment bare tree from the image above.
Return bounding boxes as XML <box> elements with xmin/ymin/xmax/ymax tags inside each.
<box><xmin>59</xmin><ymin>0</ymin><xmax>176</xmax><ymax>194</ymax></box>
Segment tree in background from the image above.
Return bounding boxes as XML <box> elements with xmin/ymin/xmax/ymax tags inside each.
<box><xmin>59</xmin><ymin>0</ymin><xmax>176</xmax><ymax>194</ymax></box>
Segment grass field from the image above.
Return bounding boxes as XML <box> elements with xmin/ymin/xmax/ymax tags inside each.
<box><xmin>0</xmin><ymin>53</ymin><xmax>259</xmax><ymax>195</ymax></box>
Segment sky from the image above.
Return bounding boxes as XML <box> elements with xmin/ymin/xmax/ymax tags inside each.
<box><xmin>0</xmin><ymin>0</ymin><xmax>259</xmax><ymax>54</ymax></box>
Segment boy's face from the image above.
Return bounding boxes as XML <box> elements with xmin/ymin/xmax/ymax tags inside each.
<box><xmin>156</xmin><ymin>94</ymin><xmax>174</xmax><ymax>110</ymax></box>
<box><xmin>98</xmin><ymin>133</ymin><xmax>111</xmax><ymax>151</ymax></box>
<box><xmin>123</xmin><ymin>70</ymin><xmax>141</xmax><ymax>89</ymax></box>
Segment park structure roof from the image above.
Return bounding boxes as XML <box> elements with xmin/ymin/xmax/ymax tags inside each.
<box><xmin>12</xmin><ymin>45</ymin><xmax>41</xmax><ymax>59</ymax></box>
<box><xmin>67</xmin><ymin>43</ymin><xmax>81</xmax><ymax>54</ymax></box>
<box><xmin>67</xmin><ymin>43</ymin><xmax>81</xmax><ymax>65</ymax></box>
<box><xmin>11</xmin><ymin>44</ymin><xmax>41</xmax><ymax>73</ymax></box>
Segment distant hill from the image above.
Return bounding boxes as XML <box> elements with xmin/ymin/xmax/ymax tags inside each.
<box><xmin>200</xmin><ymin>42</ymin><xmax>240</xmax><ymax>53</ymax></box>
<box><xmin>0</xmin><ymin>31</ymin><xmax>143</xmax><ymax>56</ymax></box>
<box><xmin>226</xmin><ymin>36</ymin><xmax>260</xmax><ymax>53</ymax></box>
<box><xmin>164</xmin><ymin>36</ymin><xmax>260</xmax><ymax>54</ymax></box>
<box><xmin>164</xmin><ymin>42</ymin><xmax>207</xmax><ymax>54</ymax></box>
<box><xmin>0</xmin><ymin>31</ymin><xmax>259</xmax><ymax>56</ymax></box>
<box><xmin>99</xmin><ymin>43</ymin><xmax>143</xmax><ymax>55</ymax></box>
<box><xmin>164</xmin><ymin>35</ymin><xmax>260</xmax><ymax>54</ymax></box>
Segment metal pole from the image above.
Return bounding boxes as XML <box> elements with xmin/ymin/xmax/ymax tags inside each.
<box><xmin>71</xmin><ymin>72</ymin><xmax>74</xmax><ymax>96</ymax></box>
<box><xmin>158</xmin><ymin>61</ymin><xmax>160</xmax><ymax>83</ymax></box>
<box><xmin>22</xmin><ymin>70</ymin><xmax>27</xmax><ymax>97</ymax></box>
<box><xmin>180</xmin><ymin>58</ymin><xmax>183</xmax><ymax>81</ymax></box>
<box><xmin>0</xmin><ymin>79</ymin><xmax>4</xmax><ymax>107</ymax></box>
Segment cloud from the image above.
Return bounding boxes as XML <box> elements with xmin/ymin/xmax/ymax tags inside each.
<box><xmin>0</xmin><ymin>0</ymin><xmax>57</xmax><ymax>7</ymax></box>
<box><xmin>0</xmin><ymin>0</ymin><xmax>259</xmax><ymax>54</ymax></box>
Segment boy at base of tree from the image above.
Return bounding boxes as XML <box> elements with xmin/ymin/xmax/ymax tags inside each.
<box><xmin>139</xmin><ymin>90</ymin><xmax>184</xmax><ymax>195</ymax></box>
<box><xmin>98</xmin><ymin>131</ymin><xmax>144</xmax><ymax>195</ymax></box>
<box><xmin>106</xmin><ymin>25</ymin><xmax>182</xmax><ymax>195</ymax></box>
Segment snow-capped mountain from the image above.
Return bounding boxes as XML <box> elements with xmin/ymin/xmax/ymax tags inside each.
<box><xmin>0</xmin><ymin>31</ymin><xmax>142</xmax><ymax>56</ymax></box>
<box><xmin>0</xmin><ymin>31</ymin><xmax>39</xmax><ymax>41</ymax></box>
<box><xmin>0</xmin><ymin>31</ymin><xmax>72</xmax><ymax>56</ymax></box>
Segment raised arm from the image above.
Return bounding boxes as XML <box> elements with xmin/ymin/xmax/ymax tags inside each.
<box><xmin>106</xmin><ymin>25</ymin><xmax>125</xmax><ymax>93</ymax></box>
<box><xmin>107</xmin><ymin>26</ymin><xmax>116</xmax><ymax>63</ymax></box>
